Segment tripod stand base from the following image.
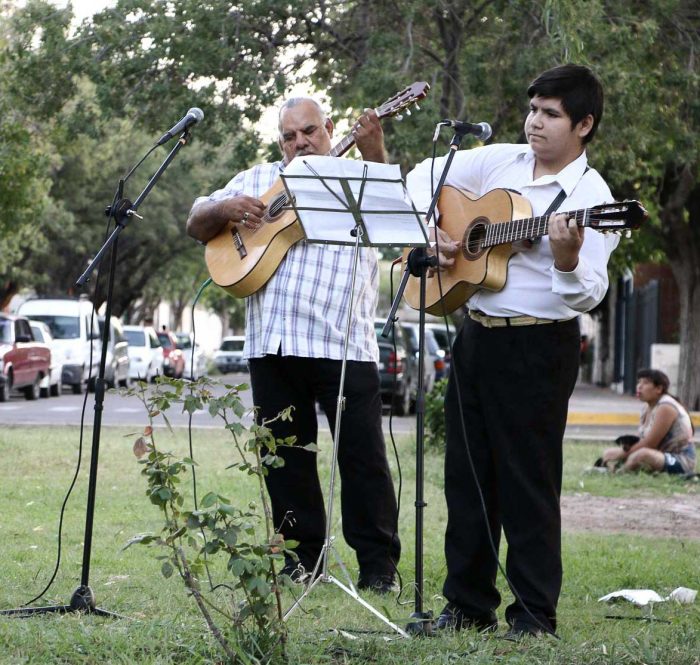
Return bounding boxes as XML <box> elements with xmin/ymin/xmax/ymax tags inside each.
<box><xmin>406</xmin><ymin>610</ymin><xmax>434</xmax><ymax>636</ymax></box>
<box><xmin>285</xmin><ymin>572</ymin><xmax>410</xmax><ymax>639</ymax></box>
<box><xmin>0</xmin><ymin>585</ymin><xmax>126</xmax><ymax>619</ymax></box>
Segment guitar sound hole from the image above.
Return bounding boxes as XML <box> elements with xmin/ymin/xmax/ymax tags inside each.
<box><xmin>462</xmin><ymin>218</ymin><xmax>488</xmax><ymax>259</ymax></box>
<box><xmin>267</xmin><ymin>193</ymin><xmax>292</xmax><ymax>220</ymax></box>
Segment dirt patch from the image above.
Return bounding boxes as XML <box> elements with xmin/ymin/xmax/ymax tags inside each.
<box><xmin>562</xmin><ymin>492</ymin><xmax>700</xmax><ymax>540</ymax></box>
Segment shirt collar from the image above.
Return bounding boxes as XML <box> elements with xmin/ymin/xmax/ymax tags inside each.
<box><xmin>519</xmin><ymin>147</ymin><xmax>589</xmax><ymax>196</ymax></box>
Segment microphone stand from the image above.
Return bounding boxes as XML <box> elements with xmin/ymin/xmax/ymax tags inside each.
<box><xmin>382</xmin><ymin>125</ymin><xmax>473</xmax><ymax>636</ymax></box>
<box><xmin>1</xmin><ymin>130</ymin><xmax>193</xmax><ymax>618</ymax></box>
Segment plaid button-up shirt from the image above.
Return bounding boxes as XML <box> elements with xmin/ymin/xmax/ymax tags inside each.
<box><xmin>196</xmin><ymin>161</ymin><xmax>380</xmax><ymax>362</ymax></box>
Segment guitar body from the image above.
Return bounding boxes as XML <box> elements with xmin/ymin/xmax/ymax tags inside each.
<box><xmin>404</xmin><ymin>187</ymin><xmax>533</xmax><ymax>315</ymax></box>
<box><xmin>204</xmin><ymin>179</ymin><xmax>305</xmax><ymax>298</ymax></box>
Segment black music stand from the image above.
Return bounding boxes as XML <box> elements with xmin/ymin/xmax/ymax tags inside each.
<box><xmin>0</xmin><ymin>128</ymin><xmax>195</xmax><ymax>619</ymax></box>
<box><xmin>383</xmin><ymin>124</ymin><xmax>479</xmax><ymax>635</ymax></box>
<box><xmin>278</xmin><ymin>156</ymin><xmax>428</xmax><ymax>638</ymax></box>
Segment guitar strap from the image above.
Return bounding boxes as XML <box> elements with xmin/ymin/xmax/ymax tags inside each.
<box><xmin>544</xmin><ymin>188</ymin><xmax>567</xmax><ymax>218</ymax></box>
<box><xmin>533</xmin><ymin>166</ymin><xmax>589</xmax><ymax>242</ymax></box>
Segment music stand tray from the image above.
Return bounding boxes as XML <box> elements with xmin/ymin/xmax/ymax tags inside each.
<box><xmin>278</xmin><ymin>156</ymin><xmax>428</xmax><ymax>639</ymax></box>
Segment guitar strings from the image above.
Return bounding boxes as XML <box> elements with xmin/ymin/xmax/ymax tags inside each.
<box><xmin>464</xmin><ymin>208</ymin><xmax>589</xmax><ymax>251</ymax></box>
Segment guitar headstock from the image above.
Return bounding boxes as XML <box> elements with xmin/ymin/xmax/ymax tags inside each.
<box><xmin>588</xmin><ymin>200</ymin><xmax>648</xmax><ymax>233</ymax></box>
<box><xmin>375</xmin><ymin>82</ymin><xmax>430</xmax><ymax>120</ymax></box>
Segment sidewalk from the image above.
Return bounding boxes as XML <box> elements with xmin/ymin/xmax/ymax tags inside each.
<box><xmin>565</xmin><ymin>382</ymin><xmax>700</xmax><ymax>441</ymax></box>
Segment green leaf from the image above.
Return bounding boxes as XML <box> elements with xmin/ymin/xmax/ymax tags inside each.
<box><xmin>157</xmin><ymin>487</ymin><xmax>173</xmax><ymax>501</ymax></box>
<box><xmin>222</xmin><ymin>527</ymin><xmax>239</xmax><ymax>546</ymax></box>
<box><xmin>161</xmin><ymin>561</ymin><xmax>174</xmax><ymax>579</ymax></box>
<box><xmin>229</xmin><ymin>557</ymin><xmax>246</xmax><ymax>576</ymax></box>
<box><xmin>200</xmin><ymin>492</ymin><xmax>218</xmax><ymax>508</ymax></box>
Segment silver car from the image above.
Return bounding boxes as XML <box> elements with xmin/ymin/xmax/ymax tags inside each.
<box><xmin>98</xmin><ymin>316</ymin><xmax>131</xmax><ymax>388</ymax></box>
<box><xmin>175</xmin><ymin>331</ymin><xmax>208</xmax><ymax>380</ymax></box>
<box><xmin>214</xmin><ymin>336</ymin><xmax>247</xmax><ymax>373</ymax></box>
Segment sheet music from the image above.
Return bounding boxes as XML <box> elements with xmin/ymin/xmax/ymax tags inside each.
<box><xmin>281</xmin><ymin>155</ymin><xmax>429</xmax><ymax>247</ymax></box>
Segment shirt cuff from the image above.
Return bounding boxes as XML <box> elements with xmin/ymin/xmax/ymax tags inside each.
<box><xmin>551</xmin><ymin>258</ymin><xmax>587</xmax><ymax>284</ymax></box>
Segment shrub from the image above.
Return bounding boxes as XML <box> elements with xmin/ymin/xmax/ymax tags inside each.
<box><xmin>121</xmin><ymin>376</ymin><xmax>309</xmax><ymax>664</ymax></box>
<box><xmin>425</xmin><ymin>378</ymin><xmax>448</xmax><ymax>451</ymax></box>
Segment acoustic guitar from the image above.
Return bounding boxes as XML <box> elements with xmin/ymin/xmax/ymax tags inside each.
<box><xmin>205</xmin><ymin>82</ymin><xmax>430</xmax><ymax>298</ymax></box>
<box><xmin>403</xmin><ymin>186</ymin><xmax>647</xmax><ymax>315</ymax></box>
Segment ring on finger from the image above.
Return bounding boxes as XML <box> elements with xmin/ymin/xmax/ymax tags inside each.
<box><xmin>242</xmin><ymin>211</ymin><xmax>250</xmax><ymax>223</ymax></box>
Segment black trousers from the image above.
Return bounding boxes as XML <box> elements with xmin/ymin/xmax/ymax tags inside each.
<box><xmin>443</xmin><ymin>317</ymin><xmax>580</xmax><ymax>631</ymax></box>
<box><xmin>249</xmin><ymin>355</ymin><xmax>400</xmax><ymax>575</ymax></box>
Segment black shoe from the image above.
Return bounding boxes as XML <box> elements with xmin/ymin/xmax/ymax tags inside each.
<box><xmin>357</xmin><ymin>572</ymin><xmax>397</xmax><ymax>595</ymax></box>
<box><xmin>434</xmin><ymin>603</ymin><xmax>498</xmax><ymax>633</ymax></box>
<box><xmin>503</xmin><ymin>619</ymin><xmax>544</xmax><ymax>641</ymax></box>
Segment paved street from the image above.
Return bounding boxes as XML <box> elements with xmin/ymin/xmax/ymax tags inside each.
<box><xmin>0</xmin><ymin>372</ymin><xmax>417</xmax><ymax>434</ymax></box>
<box><xmin>0</xmin><ymin>374</ymin><xmax>660</xmax><ymax>440</ymax></box>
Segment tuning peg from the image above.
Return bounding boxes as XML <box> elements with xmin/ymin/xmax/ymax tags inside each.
<box><xmin>624</xmin><ymin>230</ymin><xmax>632</xmax><ymax>238</ymax></box>
<box><xmin>405</xmin><ymin>109</ymin><xmax>412</xmax><ymax>116</ymax></box>
<box><xmin>414</xmin><ymin>103</ymin><xmax>421</xmax><ymax>111</ymax></box>
<box><xmin>396</xmin><ymin>114</ymin><xmax>404</xmax><ymax>121</ymax></box>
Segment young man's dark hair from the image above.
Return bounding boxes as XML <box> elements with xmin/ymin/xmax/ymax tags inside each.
<box><xmin>527</xmin><ymin>64</ymin><xmax>604</xmax><ymax>143</ymax></box>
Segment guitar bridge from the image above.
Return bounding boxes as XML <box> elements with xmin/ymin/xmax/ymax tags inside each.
<box><xmin>231</xmin><ymin>229</ymin><xmax>247</xmax><ymax>259</ymax></box>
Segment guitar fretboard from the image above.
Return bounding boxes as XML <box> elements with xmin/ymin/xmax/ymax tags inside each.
<box><xmin>483</xmin><ymin>208</ymin><xmax>589</xmax><ymax>247</ymax></box>
<box><xmin>329</xmin><ymin>133</ymin><xmax>356</xmax><ymax>158</ymax></box>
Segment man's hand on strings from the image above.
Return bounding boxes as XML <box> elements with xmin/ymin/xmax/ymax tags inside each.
<box><xmin>427</xmin><ymin>226</ymin><xmax>459</xmax><ymax>277</ymax></box>
<box><xmin>549</xmin><ymin>212</ymin><xmax>583</xmax><ymax>272</ymax></box>
<box><xmin>226</xmin><ymin>195</ymin><xmax>266</xmax><ymax>230</ymax></box>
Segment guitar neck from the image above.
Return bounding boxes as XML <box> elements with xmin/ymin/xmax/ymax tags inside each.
<box><xmin>483</xmin><ymin>208</ymin><xmax>589</xmax><ymax>247</ymax></box>
<box><xmin>327</xmin><ymin>106</ymin><xmax>382</xmax><ymax>158</ymax></box>
<box><xmin>328</xmin><ymin>133</ymin><xmax>357</xmax><ymax>158</ymax></box>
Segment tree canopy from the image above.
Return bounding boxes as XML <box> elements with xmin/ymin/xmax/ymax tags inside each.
<box><xmin>1</xmin><ymin>0</ymin><xmax>698</xmax><ymax>403</ymax></box>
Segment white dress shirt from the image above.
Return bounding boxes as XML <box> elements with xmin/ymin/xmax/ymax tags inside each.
<box><xmin>406</xmin><ymin>144</ymin><xmax>619</xmax><ymax>319</ymax></box>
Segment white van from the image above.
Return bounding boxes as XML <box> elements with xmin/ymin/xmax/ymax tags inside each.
<box><xmin>17</xmin><ymin>297</ymin><xmax>101</xmax><ymax>394</ymax></box>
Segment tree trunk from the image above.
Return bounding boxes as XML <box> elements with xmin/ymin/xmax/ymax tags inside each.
<box><xmin>0</xmin><ymin>280</ymin><xmax>19</xmax><ymax>311</ymax></box>
<box><xmin>660</xmin><ymin>166</ymin><xmax>700</xmax><ymax>410</ymax></box>
<box><xmin>671</xmin><ymin>265</ymin><xmax>700</xmax><ymax>410</ymax></box>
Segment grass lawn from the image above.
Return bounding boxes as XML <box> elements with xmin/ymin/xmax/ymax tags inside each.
<box><xmin>1</xmin><ymin>424</ymin><xmax>698</xmax><ymax>664</ymax></box>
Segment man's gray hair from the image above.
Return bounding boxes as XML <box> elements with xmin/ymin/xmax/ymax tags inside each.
<box><xmin>278</xmin><ymin>97</ymin><xmax>327</xmax><ymax>132</ymax></box>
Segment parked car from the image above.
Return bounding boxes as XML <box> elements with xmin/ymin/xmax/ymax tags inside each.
<box><xmin>426</xmin><ymin>322</ymin><xmax>455</xmax><ymax>377</ymax></box>
<box><xmin>374</xmin><ymin>319</ymin><xmax>421</xmax><ymax>415</ymax></box>
<box><xmin>28</xmin><ymin>320</ymin><xmax>63</xmax><ymax>397</ymax></box>
<box><xmin>175</xmin><ymin>331</ymin><xmax>207</xmax><ymax>380</ymax></box>
<box><xmin>97</xmin><ymin>316</ymin><xmax>131</xmax><ymax>388</ymax></box>
<box><xmin>375</xmin><ymin>328</ymin><xmax>412</xmax><ymax>415</ymax></box>
<box><xmin>157</xmin><ymin>328</ymin><xmax>186</xmax><ymax>378</ymax></box>
<box><xmin>0</xmin><ymin>313</ymin><xmax>51</xmax><ymax>401</ymax></box>
<box><xmin>17</xmin><ymin>297</ymin><xmax>101</xmax><ymax>394</ymax></box>
<box><xmin>214</xmin><ymin>336</ymin><xmax>247</xmax><ymax>373</ymax></box>
<box><xmin>396</xmin><ymin>321</ymin><xmax>438</xmax><ymax>393</ymax></box>
<box><xmin>122</xmin><ymin>325</ymin><xmax>164</xmax><ymax>382</ymax></box>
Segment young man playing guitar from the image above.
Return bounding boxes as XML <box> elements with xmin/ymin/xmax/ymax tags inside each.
<box><xmin>406</xmin><ymin>64</ymin><xmax>619</xmax><ymax>637</ymax></box>
<box><xmin>186</xmin><ymin>98</ymin><xmax>400</xmax><ymax>592</ymax></box>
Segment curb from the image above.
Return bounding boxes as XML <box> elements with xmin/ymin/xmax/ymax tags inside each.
<box><xmin>567</xmin><ymin>412</ymin><xmax>700</xmax><ymax>427</ymax></box>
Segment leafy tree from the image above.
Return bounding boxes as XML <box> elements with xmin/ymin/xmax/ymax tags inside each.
<box><xmin>1</xmin><ymin>1</ymin><xmax>241</xmax><ymax>321</ymax></box>
<box><xmin>5</xmin><ymin>0</ymin><xmax>699</xmax><ymax>405</ymax></box>
<box><xmin>291</xmin><ymin>0</ymin><xmax>700</xmax><ymax>407</ymax></box>
<box><xmin>0</xmin><ymin>1</ymin><xmax>62</xmax><ymax>308</ymax></box>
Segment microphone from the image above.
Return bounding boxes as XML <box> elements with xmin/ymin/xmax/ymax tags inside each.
<box><xmin>440</xmin><ymin>119</ymin><xmax>492</xmax><ymax>141</ymax></box>
<box><xmin>155</xmin><ymin>107</ymin><xmax>204</xmax><ymax>146</ymax></box>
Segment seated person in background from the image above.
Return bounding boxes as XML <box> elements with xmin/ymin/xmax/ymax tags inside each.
<box><xmin>600</xmin><ymin>369</ymin><xmax>696</xmax><ymax>474</ymax></box>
